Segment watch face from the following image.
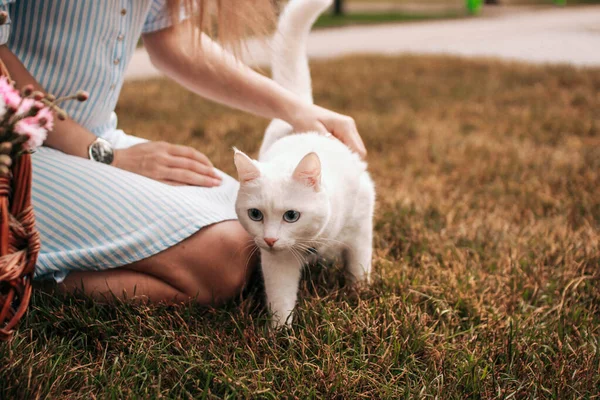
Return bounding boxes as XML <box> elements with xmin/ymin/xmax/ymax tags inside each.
<box><xmin>90</xmin><ymin>139</ymin><xmax>114</xmax><ymax>164</ymax></box>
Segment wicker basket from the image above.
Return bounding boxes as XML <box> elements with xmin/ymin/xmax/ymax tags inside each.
<box><xmin>0</xmin><ymin>59</ymin><xmax>41</xmax><ymax>341</ymax></box>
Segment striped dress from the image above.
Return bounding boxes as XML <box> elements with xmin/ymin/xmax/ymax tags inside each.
<box><xmin>0</xmin><ymin>0</ymin><xmax>240</xmax><ymax>282</ymax></box>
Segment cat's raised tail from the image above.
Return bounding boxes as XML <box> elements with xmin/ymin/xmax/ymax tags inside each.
<box><xmin>272</xmin><ymin>0</ymin><xmax>332</xmax><ymax>103</ymax></box>
<box><xmin>259</xmin><ymin>0</ymin><xmax>332</xmax><ymax>158</ymax></box>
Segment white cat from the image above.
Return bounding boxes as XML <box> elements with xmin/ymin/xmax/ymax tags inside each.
<box><xmin>233</xmin><ymin>0</ymin><xmax>375</xmax><ymax>327</ymax></box>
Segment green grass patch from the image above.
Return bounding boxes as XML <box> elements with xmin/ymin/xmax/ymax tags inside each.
<box><xmin>315</xmin><ymin>11</ymin><xmax>465</xmax><ymax>27</ymax></box>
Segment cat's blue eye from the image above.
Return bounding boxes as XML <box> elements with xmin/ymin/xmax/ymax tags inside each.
<box><xmin>283</xmin><ymin>210</ymin><xmax>300</xmax><ymax>223</ymax></box>
<box><xmin>248</xmin><ymin>208</ymin><xmax>263</xmax><ymax>221</ymax></box>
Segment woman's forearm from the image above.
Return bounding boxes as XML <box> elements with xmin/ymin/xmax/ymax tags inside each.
<box><xmin>0</xmin><ymin>45</ymin><xmax>96</xmax><ymax>158</ymax></box>
<box><xmin>143</xmin><ymin>26</ymin><xmax>308</xmax><ymax>126</ymax></box>
<box><xmin>145</xmin><ymin>25</ymin><xmax>367</xmax><ymax>158</ymax></box>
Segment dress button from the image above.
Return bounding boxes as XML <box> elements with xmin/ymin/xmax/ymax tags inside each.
<box><xmin>113</xmin><ymin>58</ymin><xmax>120</xmax><ymax>65</ymax></box>
<box><xmin>110</xmin><ymin>84</ymin><xmax>116</xmax><ymax>90</ymax></box>
<box><xmin>117</xmin><ymin>34</ymin><xmax>125</xmax><ymax>41</ymax></box>
<box><xmin>121</xmin><ymin>8</ymin><xmax>127</xmax><ymax>16</ymax></box>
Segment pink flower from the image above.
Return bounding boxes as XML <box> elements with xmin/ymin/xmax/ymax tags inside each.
<box><xmin>0</xmin><ymin>76</ymin><xmax>21</xmax><ymax>110</ymax></box>
<box><xmin>14</xmin><ymin>117</ymin><xmax>48</xmax><ymax>150</ymax></box>
<box><xmin>16</xmin><ymin>97</ymin><xmax>35</xmax><ymax>116</ymax></box>
<box><xmin>34</xmin><ymin>106</ymin><xmax>54</xmax><ymax>131</ymax></box>
<box><xmin>0</xmin><ymin>76</ymin><xmax>14</xmax><ymax>95</ymax></box>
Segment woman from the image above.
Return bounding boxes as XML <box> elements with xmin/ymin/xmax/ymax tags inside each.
<box><xmin>0</xmin><ymin>0</ymin><xmax>366</xmax><ymax>304</ymax></box>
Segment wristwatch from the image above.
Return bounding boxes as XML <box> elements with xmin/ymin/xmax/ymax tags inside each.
<box><xmin>88</xmin><ymin>137</ymin><xmax>114</xmax><ymax>164</ymax></box>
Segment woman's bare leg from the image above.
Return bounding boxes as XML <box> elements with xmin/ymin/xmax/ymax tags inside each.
<box><xmin>61</xmin><ymin>269</ymin><xmax>190</xmax><ymax>303</ymax></box>
<box><xmin>60</xmin><ymin>220</ymin><xmax>259</xmax><ymax>305</ymax></box>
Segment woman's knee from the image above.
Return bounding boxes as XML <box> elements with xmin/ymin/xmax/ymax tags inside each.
<box><xmin>182</xmin><ymin>221</ymin><xmax>257</xmax><ymax>303</ymax></box>
<box><xmin>128</xmin><ymin>220</ymin><xmax>257</xmax><ymax>304</ymax></box>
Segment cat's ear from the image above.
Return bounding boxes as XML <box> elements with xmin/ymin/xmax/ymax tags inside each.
<box><xmin>292</xmin><ymin>152</ymin><xmax>321</xmax><ymax>191</ymax></box>
<box><xmin>233</xmin><ymin>148</ymin><xmax>260</xmax><ymax>184</ymax></box>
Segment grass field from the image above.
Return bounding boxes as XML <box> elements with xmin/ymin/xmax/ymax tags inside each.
<box><xmin>1</xmin><ymin>55</ymin><xmax>599</xmax><ymax>398</ymax></box>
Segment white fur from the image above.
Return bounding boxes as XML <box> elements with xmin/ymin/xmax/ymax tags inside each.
<box><xmin>259</xmin><ymin>0</ymin><xmax>331</xmax><ymax>158</ymax></box>
<box><xmin>234</xmin><ymin>0</ymin><xmax>376</xmax><ymax>327</ymax></box>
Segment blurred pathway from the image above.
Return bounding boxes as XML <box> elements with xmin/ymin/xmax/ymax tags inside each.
<box><xmin>125</xmin><ymin>5</ymin><xmax>600</xmax><ymax>81</ymax></box>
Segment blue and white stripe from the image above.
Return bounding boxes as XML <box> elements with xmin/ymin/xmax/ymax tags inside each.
<box><xmin>30</xmin><ymin>147</ymin><xmax>239</xmax><ymax>281</ymax></box>
<box><xmin>0</xmin><ymin>0</ymin><xmax>174</xmax><ymax>135</ymax></box>
<box><xmin>0</xmin><ymin>1</ymin><xmax>241</xmax><ymax>281</ymax></box>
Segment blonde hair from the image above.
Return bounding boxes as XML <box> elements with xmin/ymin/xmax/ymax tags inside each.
<box><xmin>168</xmin><ymin>0</ymin><xmax>277</xmax><ymax>56</ymax></box>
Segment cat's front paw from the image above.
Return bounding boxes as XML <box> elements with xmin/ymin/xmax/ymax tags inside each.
<box><xmin>359</xmin><ymin>271</ymin><xmax>372</xmax><ymax>286</ymax></box>
<box><xmin>270</xmin><ymin>311</ymin><xmax>293</xmax><ymax>329</ymax></box>
<box><xmin>347</xmin><ymin>264</ymin><xmax>371</xmax><ymax>286</ymax></box>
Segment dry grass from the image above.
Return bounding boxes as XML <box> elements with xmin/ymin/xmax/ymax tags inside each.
<box><xmin>1</xmin><ymin>55</ymin><xmax>599</xmax><ymax>398</ymax></box>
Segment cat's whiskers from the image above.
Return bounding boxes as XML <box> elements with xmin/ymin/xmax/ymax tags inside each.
<box><xmin>229</xmin><ymin>238</ymin><xmax>259</xmax><ymax>274</ymax></box>
<box><xmin>299</xmin><ymin>237</ymin><xmax>349</xmax><ymax>250</ymax></box>
<box><xmin>287</xmin><ymin>248</ymin><xmax>300</xmax><ymax>266</ymax></box>
<box><xmin>235</xmin><ymin>238</ymin><xmax>258</xmax><ymax>258</ymax></box>
<box><xmin>243</xmin><ymin>245</ymin><xmax>259</xmax><ymax>272</ymax></box>
<box><xmin>292</xmin><ymin>242</ymin><xmax>314</xmax><ymax>254</ymax></box>
<box><xmin>296</xmin><ymin>245</ymin><xmax>311</xmax><ymax>260</ymax></box>
<box><xmin>289</xmin><ymin>247</ymin><xmax>304</xmax><ymax>266</ymax></box>
<box><xmin>289</xmin><ymin>246</ymin><xmax>307</xmax><ymax>267</ymax></box>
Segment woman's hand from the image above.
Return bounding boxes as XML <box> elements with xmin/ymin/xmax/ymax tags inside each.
<box><xmin>112</xmin><ymin>142</ymin><xmax>223</xmax><ymax>187</ymax></box>
<box><xmin>289</xmin><ymin>104</ymin><xmax>367</xmax><ymax>159</ymax></box>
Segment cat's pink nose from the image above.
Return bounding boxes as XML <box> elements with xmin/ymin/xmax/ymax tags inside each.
<box><xmin>264</xmin><ymin>237</ymin><xmax>278</xmax><ymax>247</ymax></box>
